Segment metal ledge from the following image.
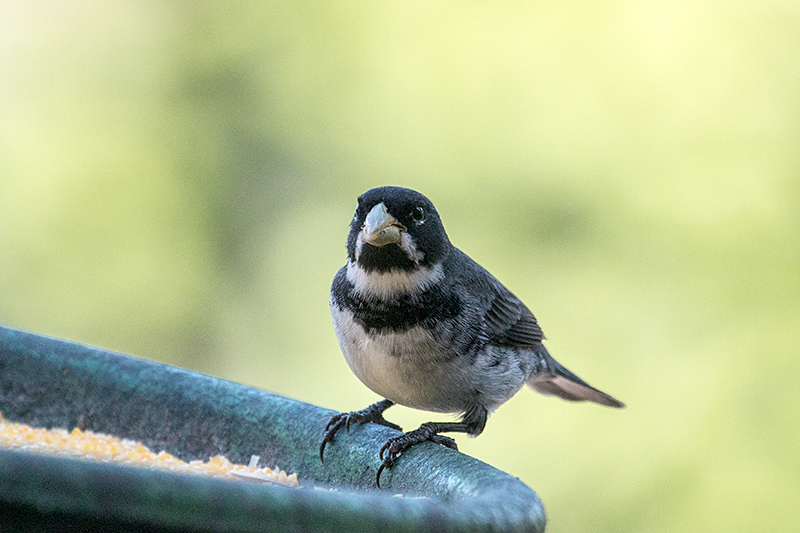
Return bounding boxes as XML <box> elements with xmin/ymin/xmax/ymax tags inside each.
<box><xmin>0</xmin><ymin>325</ymin><xmax>546</xmax><ymax>532</ymax></box>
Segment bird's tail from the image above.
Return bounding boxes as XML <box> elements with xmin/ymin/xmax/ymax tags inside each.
<box><xmin>526</xmin><ymin>345</ymin><xmax>625</xmax><ymax>408</ymax></box>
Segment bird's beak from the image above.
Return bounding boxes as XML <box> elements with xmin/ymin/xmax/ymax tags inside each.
<box><xmin>362</xmin><ymin>202</ymin><xmax>406</xmax><ymax>247</ymax></box>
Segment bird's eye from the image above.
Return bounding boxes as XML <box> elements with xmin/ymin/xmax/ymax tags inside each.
<box><xmin>411</xmin><ymin>206</ymin><xmax>425</xmax><ymax>222</ymax></box>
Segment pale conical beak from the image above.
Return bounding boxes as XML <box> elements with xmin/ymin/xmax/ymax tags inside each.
<box><xmin>362</xmin><ymin>202</ymin><xmax>406</xmax><ymax>247</ymax></box>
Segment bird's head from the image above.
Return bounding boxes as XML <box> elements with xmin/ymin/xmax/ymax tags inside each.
<box><xmin>347</xmin><ymin>186</ymin><xmax>451</xmax><ymax>274</ymax></box>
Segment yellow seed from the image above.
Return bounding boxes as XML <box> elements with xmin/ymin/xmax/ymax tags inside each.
<box><xmin>0</xmin><ymin>412</ymin><xmax>298</xmax><ymax>487</ymax></box>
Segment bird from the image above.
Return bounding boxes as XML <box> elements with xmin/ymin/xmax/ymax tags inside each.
<box><xmin>320</xmin><ymin>186</ymin><xmax>624</xmax><ymax>487</ymax></box>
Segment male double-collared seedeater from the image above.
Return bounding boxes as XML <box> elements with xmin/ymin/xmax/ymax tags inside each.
<box><xmin>321</xmin><ymin>186</ymin><xmax>623</xmax><ymax>486</ymax></box>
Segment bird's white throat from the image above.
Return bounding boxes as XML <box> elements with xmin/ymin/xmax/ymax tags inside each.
<box><xmin>346</xmin><ymin>261</ymin><xmax>444</xmax><ymax>299</ymax></box>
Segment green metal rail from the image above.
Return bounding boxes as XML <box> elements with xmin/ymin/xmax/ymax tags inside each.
<box><xmin>0</xmin><ymin>325</ymin><xmax>546</xmax><ymax>532</ymax></box>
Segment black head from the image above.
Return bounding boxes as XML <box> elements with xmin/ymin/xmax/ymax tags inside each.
<box><xmin>346</xmin><ymin>186</ymin><xmax>451</xmax><ymax>273</ymax></box>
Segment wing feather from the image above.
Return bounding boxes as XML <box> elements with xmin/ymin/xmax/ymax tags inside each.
<box><xmin>484</xmin><ymin>288</ymin><xmax>544</xmax><ymax>348</ymax></box>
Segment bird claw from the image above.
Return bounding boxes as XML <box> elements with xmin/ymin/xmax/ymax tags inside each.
<box><xmin>319</xmin><ymin>414</ymin><xmax>347</xmax><ymax>463</ymax></box>
<box><xmin>375</xmin><ymin>426</ymin><xmax>458</xmax><ymax>488</ymax></box>
<box><xmin>319</xmin><ymin>402</ymin><xmax>402</xmax><ymax>464</ymax></box>
<box><xmin>430</xmin><ymin>434</ymin><xmax>458</xmax><ymax>450</ymax></box>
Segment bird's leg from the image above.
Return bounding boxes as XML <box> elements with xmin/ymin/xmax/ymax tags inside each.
<box><xmin>320</xmin><ymin>399</ymin><xmax>401</xmax><ymax>463</ymax></box>
<box><xmin>376</xmin><ymin>408</ymin><xmax>487</xmax><ymax>488</ymax></box>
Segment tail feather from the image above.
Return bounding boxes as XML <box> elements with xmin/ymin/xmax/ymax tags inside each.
<box><xmin>527</xmin><ymin>346</ymin><xmax>625</xmax><ymax>408</ymax></box>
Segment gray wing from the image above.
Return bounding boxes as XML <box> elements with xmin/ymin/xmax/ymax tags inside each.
<box><xmin>483</xmin><ymin>286</ymin><xmax>544</xmax><ymax>348</ymax></box>
<box><xmin>456</xmin><ymin>251</ymin><xmax>624</xmax><ymax>408</ymax></box>
<box><xmin>447</xmin><ymin>248</ymin><xmax>544</xmax><ymax>349</ymax></box>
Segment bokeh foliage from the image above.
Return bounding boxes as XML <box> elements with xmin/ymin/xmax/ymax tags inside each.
<box><xmin>1</xmin><ymin>2</ymin><xmax>798</xmax><ymax>531</ymax></box>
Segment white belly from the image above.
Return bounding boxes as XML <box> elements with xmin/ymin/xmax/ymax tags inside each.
<box><xmin>331</xmin><ymin>303</ymin><xmax>466</xmax><ymax>413</ymax></box>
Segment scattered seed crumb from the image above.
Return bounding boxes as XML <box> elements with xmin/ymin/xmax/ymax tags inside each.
<box><xmin>0</xmin><ymin>412</ymin><xmax>298</xmax><ymax>487</ymax></box>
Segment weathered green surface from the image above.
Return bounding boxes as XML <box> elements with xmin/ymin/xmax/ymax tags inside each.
<box><xmin>0</xmin><ymin>325</ymin><xmax>546</xmax><ymax>532</ymax></box>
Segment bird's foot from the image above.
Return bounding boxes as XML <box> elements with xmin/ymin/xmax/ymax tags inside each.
<box><xmin>320</xmin><ymin>399</ymin><xmax>400</xmax><ymax>463</ymax></box>
<box><xmin>376</xmin><ymin>423</ymin><xmax>458</xmax><ymax>488</ymax></box>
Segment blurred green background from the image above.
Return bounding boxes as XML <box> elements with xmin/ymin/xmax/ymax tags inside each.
<box><xmin>1</xmin><ymin>2</ymin><xmax>798</xmax><ymax>531</ymax></box>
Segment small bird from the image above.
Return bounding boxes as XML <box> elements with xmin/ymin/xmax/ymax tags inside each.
<box><xmin>321</xmin><ymin>186</ymin><xmax>623</xmax><ymax>486</ymax></box>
